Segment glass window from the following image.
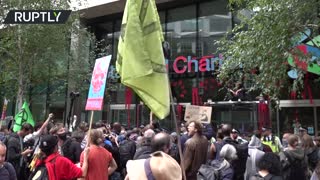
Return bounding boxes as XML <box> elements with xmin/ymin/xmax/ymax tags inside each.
<box><xmin>199</xmin><ymin>0</ymin><xmax>232</xmax><ymax>56</ymax></box>
<box><xmin>279</xmin><ymin>107</ymin><xmax>315</xmax><ymax>135</ymax></box>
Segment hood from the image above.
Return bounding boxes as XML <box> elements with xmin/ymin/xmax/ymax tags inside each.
<box><xmin>286</xmin><ymin>148</ymin><xmax>305</xmax><ymax>160</ymax></box>
<box><xmin>249</xmin><ymin>135</ymin><xmax>263</xmax><ymax>150</ymax></box>
<box><xmin>210</xmin><ymin>159</ymin><xmax>230</xmax><ymax>170</ymax></box>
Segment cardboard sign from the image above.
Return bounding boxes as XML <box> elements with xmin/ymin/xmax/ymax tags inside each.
<box><xmin>184</xmin><ymin>105</ymin><xmax>212</xmax><ymax>124</ymax></box>
<box><xmin>85</xmin><ymin>55</ymin><xmax>112</xmax><ymax>111</ymax></box>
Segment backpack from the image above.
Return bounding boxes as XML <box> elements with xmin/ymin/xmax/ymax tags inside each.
<box><xmin>28</xmin><ymin>164</ymin><xmax>49</xmax><ymax>180</ymax></box>
<box><xmin>307</xmin><ymin>148</ymin><xmax>319</xmax><ymax>171</ymax></box>
<box><xmin>197</xmin><ymin>164</ymin><xmax>220</xmax><ymax>180</ymax></box>
<box><xmin>283</xmin><ymin>151</ymin><xmax>307</xmax><ymax>180</ymax></box>
<box><xmin>28</xmin><ymin>156</ymin><xmax>57</xmax><ymax>180</ymax></box>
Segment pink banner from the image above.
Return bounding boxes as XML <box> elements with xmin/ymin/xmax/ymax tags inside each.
<box><xmin>85</xmin><ymin>55</ymin><xmax>111</xmax><ymax>111</ymax></box>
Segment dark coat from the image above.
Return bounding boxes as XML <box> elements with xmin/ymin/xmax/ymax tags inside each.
<box><xmin>133</xmin><ymin>140</ymin><xmax>152</xmax><ymax>160</ymax></box>
<box><xmin>0</xmin><ymin>162</ymin><xmax>17</xmax><ymax>180</ymax></box>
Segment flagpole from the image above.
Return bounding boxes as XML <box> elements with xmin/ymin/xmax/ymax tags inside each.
<box><xmin>166</xmin><ymin>74</ymin><xmax>187</xmax><ymax>180</ymax></box>
<box><xmin>86</xmin><ymin>111</ymin><xmax>94</xmax><ymax>147</ymax></box>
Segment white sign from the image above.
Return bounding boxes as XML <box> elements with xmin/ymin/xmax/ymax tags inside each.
<box><xmin>184</xmin><ymin>105</ymin><xmax>212</xmax><ymax>124</ymax></box>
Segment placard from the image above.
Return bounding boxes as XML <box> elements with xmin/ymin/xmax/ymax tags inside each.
<box><xmin>184</xmin><ymin>105</ymin><xmax>212</xmax><ymax>124</ymax></box>
<box><xmin>85</xmin><ymin>55</ymin><xmax>112</xmax><ymax>110</ymax></box>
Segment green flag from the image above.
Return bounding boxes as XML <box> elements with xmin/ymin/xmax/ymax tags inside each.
<box><xmin>13</xmin><ymin>101</ymin><xmax>35</xmax><ymax>132</ymax></box>
<box><xmin>116</xmin><ymin>0</ymin><xmax>169</xmax><ymax>119</ymax></box>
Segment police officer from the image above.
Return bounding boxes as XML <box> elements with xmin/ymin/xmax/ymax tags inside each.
<box><xmin>261</xmin><ymin>127</ymin><xmax>282</xmax><ymax>153</ymax></box>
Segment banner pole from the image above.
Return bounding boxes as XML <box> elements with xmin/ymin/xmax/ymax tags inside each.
<box><xmin>86</xmin><ymin>111</ymin><xmax>94</xmax><ymax>147</ymax></box>
<box><xmin>166</xmin><ymin>75</ymin><xmax>187</xmax><ymax>180</ymax></box>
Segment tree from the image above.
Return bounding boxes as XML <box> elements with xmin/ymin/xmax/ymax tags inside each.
<box><xmin>217</xmin><ymin>0</ymin><xmax>320</xmax><ymax>100</ymax></box>
<box><xmin>0</xmin><ymin>0</ymin><xmax>100</xmax><ymax>118</ymax></box>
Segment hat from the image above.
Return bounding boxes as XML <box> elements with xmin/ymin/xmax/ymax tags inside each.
<box><xmin>231</xmin><ymin>129</ymin><xmax>239</xmax><ymax>134</ymax></box>
<box><xmin>39</xmin><ymin>135</ymin><xmax>58</xmax><ymax>154</ymax></box>
<box><xmin>262</xmin><ymin>127</ymin><xmax>272</xmax><ymax>131</ymax></box>
<box><xmin>126</xmin><ymin>151</ymin><xmax>182</xmax><ymax>180</ymax></box>
<box><xmin>299</xmin><ymin>127</ymin><xmax>307</xmax><ymax>131</ymax></box>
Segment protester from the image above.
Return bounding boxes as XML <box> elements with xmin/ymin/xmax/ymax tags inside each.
<box><xmin>125</xmin><ymin>151</ymin><xmax>182</xmax><ymax>180</ymax></box>
<box><xmin>250</xmin><ymin>153</ymin><xmax>282</xmax><ymax>180</ymax></box>
<box><xmin>56</xmin><ymin>127</ymin><xmax>82</xmax><ymax>163</ymax></box>
<box><xmin>6</xmin><ymin>123</ymin><xmax>33</xmax><ymax>180</ymax></box>
<box><xmin>282</xmin><ymin>133</ymin><xmax>291</xmax><ymax>151</ymax></box>
<box><xmin>261</xmin><ymin>127</ymin><xmax>282</xmax><ymax>153</ymax></box>
<box><xmin>118</xmin><ymin>131</ymin><xmax>136</xmax><ymax>176</ymax></box>
<box><xmin>0</xmin><ymin>141</ymin><xmax>17</xmax><ymax>180</ymax></box>
<box><xmin>31</xmin><ymin>135</ymin><xmax>89</xmax><ymax>179</ymax></box>
<box><xmin>133</xmin><ymin>129</ymin><xmax>155</xmax><ymax>160</ymax></box>
<box><xmin>311</xmin><ymin>161</ymin><xmax>320</xmax><ymax>180</ymax></box>
<box><xmin>301</xmin><ymin>134</ymin><xmax>319</xmax><ymax>171</ymax></box>
<box><xmin>279</xmin><ymin>134</ymin><xmax>309</xmax><ymax>180</ymax></box>
<box><xmin>245</xmin><ymin>132</ymin><xmax>265</xmax><ymax>180</ymax></box>
<box><xmin>151</xmin><ymin>132</ymin><xmax>171</xmax><ymax>154</ymax></box>
<box><xmin>183</xmin><ymin>120</ymin><xmax>208</xmax><ymax>180</ymax></box>
<box><xmin>211</xmin><ymin>144</ymin><xmax>237</xmax><ymax>180</ymax></box>
<box><xmin>80</xmin><ymin>129</ymin><xmax>117</xmax><ymax>180</ymax></box>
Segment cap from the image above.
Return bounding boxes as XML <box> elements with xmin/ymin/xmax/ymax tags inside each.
<box><xmin>231</xmin><ymin>129</ymin><xmax>239</xmax><ymax>134</ymax></box>
<box><xmin>39</xmin><ymin>135</ymin><xmax>58</xmax><ymax>154</ymax></box>
<box><xmin>126</xmin><ymin>151</ymin><xmax>182</xmax><ymax>180</ymax></box>
<box><xmin>299</xmin><ymin>127</ymin><xmax>307</xmax><ymax>131</ymax></box>
<box><xmin>262</xmin><ymin>127</ymin><xmax>272</xmax><ymax>131</ymax></box>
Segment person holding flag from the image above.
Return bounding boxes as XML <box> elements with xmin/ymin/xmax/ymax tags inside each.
<box><xmin>6</xmin><ymin>101</ymin><xmax>35</xmax><ymax>179</ymax></box>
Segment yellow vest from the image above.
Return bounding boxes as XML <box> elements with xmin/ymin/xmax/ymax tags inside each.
<box><xmin>261</xmin><ymin>136</ymin><xmax>281</xmax><ymax>153</ymax></box>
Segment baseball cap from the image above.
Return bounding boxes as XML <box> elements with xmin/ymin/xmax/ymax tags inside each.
<box><xmin>39</xmin><ymin>135</ymin><xmax>58</xmax><ymax>154</ymax></box>
<box><xmin>231</xmin><ymin>129</ymin><xmax>239</xmax><ymax>134</ymax></box>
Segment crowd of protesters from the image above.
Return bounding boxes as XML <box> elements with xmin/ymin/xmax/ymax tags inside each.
<box><xmin>0</xmin><ymin>113</ymin><xmax>320</xmax><ymax>180</ymax></box>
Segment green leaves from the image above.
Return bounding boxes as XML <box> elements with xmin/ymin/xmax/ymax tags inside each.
<box><xmin>216</xmin><ymin>0</ymin><xmax>320</xmax><ymax>100</ymax></box>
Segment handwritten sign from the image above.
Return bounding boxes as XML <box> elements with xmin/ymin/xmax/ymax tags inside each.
<box><xmin>184</xmin><ymin>105</ymin><xmax>212</xmax><ymax>124</ymax></box>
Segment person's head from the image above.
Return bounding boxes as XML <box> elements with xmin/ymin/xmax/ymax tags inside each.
<box><xmin>262</xmin><ymin>127</ymin><xmax>272</xmax><ymax>136</ymax></box>
<box><xmin>187</xmin><ymin>120</ymin><xmax>203</xmax><ymax>136</ymax></box>
<box><xmin>56</xmin><ymin>127</ymin><xmax>68</xmax><ymax>141</ymax></box>
<box><xmin>282</xmin><ymin>133</ymin><xmax>291</xmax><ymax>148</ymax></box>
<box><xmin>89</xmin><ymin>129</ymin><xmax>104</xmax><ymax>146</ymax></box>
<box><xmin>287</xmin><ymin>134</ymin><xmax>299</xmax><ymax>149</ymax></box>
<box><xmin>314</xmin><ymin>136</ymin><xmax>320</xmax><ymax>147</ymax></box>
<box><xmin>221</xmin><ymin>124</ymin><xmax>232</xmax><ymax>138</ymax></box>
<box><xmin>20</xmin><ymin>123</ymin><xmax>34</xmax><ymax>137</ymax></box>
<box><xmin>299</xmin><ymin>127</ymin><xmax>307</xmax><ymax>137</ymax></box>
<box><xmin>112</xmin><ymin>122</ymin><xmax>121</xmax><ymax>134</ymax></box>
<box><xmin>0</xmin><ymin>142</ymin><xmax>6</xmax><ymax>167</ymax></box>
<box><xmin>301</xmin><ymin>134</ymin><xmax>315</xmax><ymax>149</ymax></box>
<box><xmin>216</xmin><ymin>128</ymin><xmax>224</xmax><ymax>140</ymax></box>
<box><xmin>220</xmin><ymin>144</ymin><xmax>237</xmax><ymax>162</ymax></box>
<box><xmin>39</xmin><ymin>135</ymin><xmax>58</xmax><ymax>156</ymax></box>
<box><xmin>180</xmin><ymin>123</ymin><xmax>186</xmax><ymax>133</ymax></box>
<box><xmin>231</xmin><ymin>129</ymin><xmax>239</xmax><ymax>140</ymax></box>
<box><xmin>151</xmin><ymin>132</ymin><xmax>171</xmax><ymax>154</ymax></box>
<box><xmin>257</xmin><ymin>152</ymin><xmax>281</xmax><ymax>176</ymax></box>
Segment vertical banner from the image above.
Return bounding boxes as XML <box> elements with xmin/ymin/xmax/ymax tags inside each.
<box><xmin>85</xmin><ymin>55</ymin><xmax>112</xmax><ymax>111</ymax></box>
<box><xmin>1</xmin><ymin>98</ymin><xmax>8</xmax><ymax>120</ymax></box>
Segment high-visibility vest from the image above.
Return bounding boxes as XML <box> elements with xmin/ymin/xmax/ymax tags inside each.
<box><xmin>261</xmin><ymin>135</ymin><xmax>281</xmax><ymax>153</ymax></box>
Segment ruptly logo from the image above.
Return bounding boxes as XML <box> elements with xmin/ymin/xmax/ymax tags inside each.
<box><xmin>4</xmin><ymin>10</ymin><xmax>71</xmax><ymax>24</ymax></box>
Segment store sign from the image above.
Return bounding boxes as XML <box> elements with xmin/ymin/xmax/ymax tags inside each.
<box><xmin>165</xmin><ymin>54</ymin><xmax>224</xmax><ymax>74</ymax></box>
<box><xmin>107</xmin><ymin>54</ymin><xmax>225</xmax><ymax>79</ymax></box>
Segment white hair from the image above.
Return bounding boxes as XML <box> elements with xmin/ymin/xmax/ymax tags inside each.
<box><xmin>144</xmin><ymin>129</ymin><xmax>155</xmax><ymax>138</ymax></box>
<box><xmin>220</xmin><ymin>144</ymin><xmax>237</xmax><ymax>161</ymax></box>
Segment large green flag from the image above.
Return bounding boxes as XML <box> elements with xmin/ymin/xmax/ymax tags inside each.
<box><xmin>13</xmin><ymin>101</ymin><xmax>35</xmax><ymax>132</ymax></box>
<box><xmin>116</xmin><ymin>0</ymin><xmax>169</xmax><ymax>119</ymax></box>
